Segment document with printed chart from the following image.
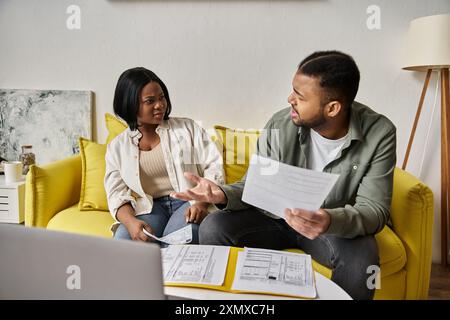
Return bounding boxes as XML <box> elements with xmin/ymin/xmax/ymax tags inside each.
<box><xmin>231</xmin><ymin>247</ymin><xmax>316</xmax><ymax>298</ymax></box>
<box><xmin>161</xmin><ymin>245</ymin><xmax>230</xmax><ymax>286</ymax></box>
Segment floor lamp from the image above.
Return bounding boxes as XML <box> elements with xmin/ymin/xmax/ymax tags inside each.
<box><xmin>402</xmin><ymin>13</ymin><xmax>450</xmax><ymax>267</ymax></box>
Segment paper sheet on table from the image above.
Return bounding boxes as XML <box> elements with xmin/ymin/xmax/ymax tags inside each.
<box><xmin>161</xmin><ymin>245</ymin><xmax>230</xmax><ymax>285</ymax></box>
<box><xmin>231</xmin><ymin>247</ymin><xmax>316</xmax><ymax>298</ymax></box>
<box><xmin>242</xmin><ymin>154</ymin><xmax>339</xmax><ymax>218</ymax></box>
<box><xmin>143</xmin><ymin>224</ymin><xmax>192</xmax><ymax>245</ymax></box>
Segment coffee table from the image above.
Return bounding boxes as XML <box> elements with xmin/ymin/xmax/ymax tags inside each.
<box><xmin>164</xmin><ymin>271</ymin><xmax>352</xmax><ymax>300</ymax></box>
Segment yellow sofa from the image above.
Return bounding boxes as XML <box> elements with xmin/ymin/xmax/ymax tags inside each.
<box><xmin>25</xmin><ymin>133</ymin><xmax>434</xmax><ymax>300</ymax></box>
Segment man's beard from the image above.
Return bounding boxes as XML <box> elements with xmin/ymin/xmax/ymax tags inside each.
<box><xmin>293</xmin><ymin>105</ymin><xmax>327</xmax><ymax>129</ymax></box>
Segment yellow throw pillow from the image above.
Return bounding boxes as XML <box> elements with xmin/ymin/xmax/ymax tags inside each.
<box><xmin>213</xmin><ymin>125</ymin><xmax>261</xmax><ymax>184</ymax></box>
<box><xmin>78</xmin><ymin>137</ymin><xmax>109</xmax><ymax>211</ymax></box>
<box><xmin>105</xmin><ymin>113</ymin><xmax>128</xmax><ymax>144</ymax></box>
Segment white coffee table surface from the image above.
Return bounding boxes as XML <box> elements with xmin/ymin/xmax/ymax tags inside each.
<box><xmin>165</xmin><ymin>271</ymin><xmax>352</xmax><ymax>300</ymax></box>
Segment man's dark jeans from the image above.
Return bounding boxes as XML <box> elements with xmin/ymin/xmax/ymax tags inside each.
<box><xmin>199</xmin><ymin>209</ymin><xmax>379</xmax><ymax>300</ymax></box>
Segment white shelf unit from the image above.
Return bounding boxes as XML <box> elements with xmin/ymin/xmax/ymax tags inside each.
<box><xmin>0</xmin><ymin>175</ymin><xmax>25</xmax><ymax>224</ymax></box>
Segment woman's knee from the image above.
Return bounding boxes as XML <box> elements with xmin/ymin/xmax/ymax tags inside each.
<box><xmin>113</xmin><ymin>224</ymin><xmax>131</xmax><ymax>240</ymax></box>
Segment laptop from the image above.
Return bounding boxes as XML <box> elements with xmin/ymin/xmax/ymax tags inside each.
<box><xmin>0</xmin><ymin>224</ymin><xmax>166</xmax><ymax>299</ymax></box>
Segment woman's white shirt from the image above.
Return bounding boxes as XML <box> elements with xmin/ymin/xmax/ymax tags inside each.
<box><xmin>104</xmin><ymin>117</ymin><xmax>225</xmax><ymax>228</ymax></box>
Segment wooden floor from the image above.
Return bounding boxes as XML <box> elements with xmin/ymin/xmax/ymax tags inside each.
<box><xmin>428</xmin><ymin>264</ymin><xmax>450</xmax><ymax>299</ymax></box>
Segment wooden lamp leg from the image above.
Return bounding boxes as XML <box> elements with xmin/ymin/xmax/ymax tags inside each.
<box><xmin>441</xmin><ymin>67</ymin><xmax>450</xmax><ymax>267</ymax></box>
<box><xmin>402</xmin><ymin>69</ymin><xmax>432</xmax><ymax>170</ymax></box>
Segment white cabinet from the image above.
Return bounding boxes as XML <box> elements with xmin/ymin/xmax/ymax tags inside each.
<box><xmin>0</xmin><ymin>175</ymin><xmax>25</xmax><ymax>223</ymax></box>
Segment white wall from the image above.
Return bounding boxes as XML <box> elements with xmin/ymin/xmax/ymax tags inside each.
<box><xmin>1</xmin><ymin>0</ymin><xmax>449</xmax><ymax>263</ymax></box>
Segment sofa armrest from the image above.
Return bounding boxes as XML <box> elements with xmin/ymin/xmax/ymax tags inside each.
<box><xmin>25</xmin><ymin>155</ymin><xmax>82</xmax><ymax>228</ymax></box>
<box><xmin>390</xmin><ymin>168</ymin><xmax>434</xmax><ymax>299</ymax></box>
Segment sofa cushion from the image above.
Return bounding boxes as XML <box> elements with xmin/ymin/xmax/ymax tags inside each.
<box><xmin>78</xmin><ymin>137</ymin><xmax>108</xmax><ymax>211</ymax></box>
<box><xmin>375</xmin><ymin>225</ymin><xmax>407</xmax><ymax>277</ymax></box>
<box><xmin>213</xmin><ymin>125</ymin><xmax>260</xmax><ymax>184</ymax></box>
<box><xmin>105</xmin><ymin>113</ymin><xmax>127</xmax><ymax>144</ymax></box>
<box><xmin>373</xmin><ymin>269</ymin><xmax>407</xmax><ymax>300</ymax></box>
<box><xmin>47</xmin><ymin>204</ymin><xmax>114</xmax><ymax>238</ymax></box>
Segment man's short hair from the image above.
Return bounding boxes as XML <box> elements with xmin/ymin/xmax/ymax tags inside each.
<box><xmin>298</xmin><ymin>51</ymin><xmax>360</xmax><ymax>109</ymax></box>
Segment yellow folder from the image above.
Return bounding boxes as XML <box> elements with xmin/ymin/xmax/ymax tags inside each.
<box><xmin>164</xmin><ymin>247</ymin><xmax>318</xmax><ymax>299</ymax></box>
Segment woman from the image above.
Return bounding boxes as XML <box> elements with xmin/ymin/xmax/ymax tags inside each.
<box><xmin>105</xmin><ymin>67</ymin><xmax>224</xmax><ymax>244</ymax></box>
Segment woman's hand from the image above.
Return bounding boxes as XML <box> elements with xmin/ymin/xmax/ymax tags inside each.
<box><xmin>185</xmin><ymin>202</ymin><xmax>209</xmax><ymax>224</ymax></box>
<box><xmin>125</xmin><ymin>218</ymin><xmax>154</xmax><ymax>242</ymax></box>
<box><xmin>117</xmin><ymin>203</ymin><xmax>153</xmax><ymax>242</ymax></box>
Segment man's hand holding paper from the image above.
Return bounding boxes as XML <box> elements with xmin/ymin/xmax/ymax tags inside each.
<box><xmin>285</xmin><ymin>208</ymin><xmax>331</xmax><ymax>240</ymax></box>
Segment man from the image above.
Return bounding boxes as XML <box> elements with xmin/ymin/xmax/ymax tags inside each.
<box><xmin>171</xmin><ymin>51</ymin><xmax>397</xmax><ymax>300</ymax></box>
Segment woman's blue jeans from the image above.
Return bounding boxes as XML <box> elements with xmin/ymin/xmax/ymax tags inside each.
<box><xmin>114</xmin><ymin>196</ymin><xmax>199</xmax><ymax>246</ymax></box>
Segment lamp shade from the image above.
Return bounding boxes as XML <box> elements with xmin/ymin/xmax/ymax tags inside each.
<box><xmin>403</xmin><ymin>13</ymin><xmax>450</xmax><ymax>71</ymax></box>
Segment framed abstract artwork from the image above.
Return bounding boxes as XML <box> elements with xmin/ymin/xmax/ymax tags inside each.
<box><xmin>0</xmin><ymin>89</ymin><xmax>92</xmax><ymax>165</ymax></box>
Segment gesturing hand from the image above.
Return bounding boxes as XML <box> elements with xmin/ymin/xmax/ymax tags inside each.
<box><xmin>284</xmin><ymin>208</ymin><xmax>331</xmax><ymax>240</ymax></box>
<box><xmin>185</xmin><ymin>202</ymin><xmax>209</xmax><ymax>224</ymax></box>
<box><xmin>170</xmin><ymin>172</ymin><xmax>227</xmax><ymax>205</ymax></box>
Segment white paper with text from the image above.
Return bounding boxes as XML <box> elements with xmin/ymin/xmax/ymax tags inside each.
<box><xmin>143</xmin><ymin>224</ymin><xmax>192</xmax><ymax>245</ymax></box>
<box><xmin>161</xmin><ymin>245</ymin><xmax>230</xmax><ymax>285</ymax></box>
<box><xmin>231</xmin><ymin>247</ymin><xmax>316</xmax><ymax>298</ymax></box>
<box><xmin>242</xmin><ymin>154</ymin><xmax>339</xmax><ymax>218</ymax></box>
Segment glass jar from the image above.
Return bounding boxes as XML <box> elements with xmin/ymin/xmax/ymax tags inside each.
<box><xmin>20</xmin><ymin>145</ymin><xmax>35</xmax><ymax>175</ymax></box>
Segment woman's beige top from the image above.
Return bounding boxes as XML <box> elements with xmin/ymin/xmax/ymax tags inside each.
<box><xmin>139</xmin><ymin>143</ymin><xmax>174</xmax><ymax>199</ymax></box>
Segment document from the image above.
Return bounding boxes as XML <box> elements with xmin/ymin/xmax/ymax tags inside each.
<box><xmin>242</xmin><ymin>154</ymin><xmax>339</xmax><ymax>218</ymax></box>
<box><xmin>231</xmin><ymin>247</ymin><xmax>316</xmax><ymax>298</ymax></box>
<box><xmin>161</xmin><ymin>245</ymin><xmax>230</xmax><ymax>285</ymax></box>
<box><xmin>143</xmin><ymin>224</ymin><xmax>192</xmax><ymax>245</ymax></box>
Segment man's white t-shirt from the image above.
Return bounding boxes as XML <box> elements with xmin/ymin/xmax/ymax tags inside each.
<box><xmin>308</xmin><ymin>129</ymin><xmax>349</xmax><ymax>172</ymax></box>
